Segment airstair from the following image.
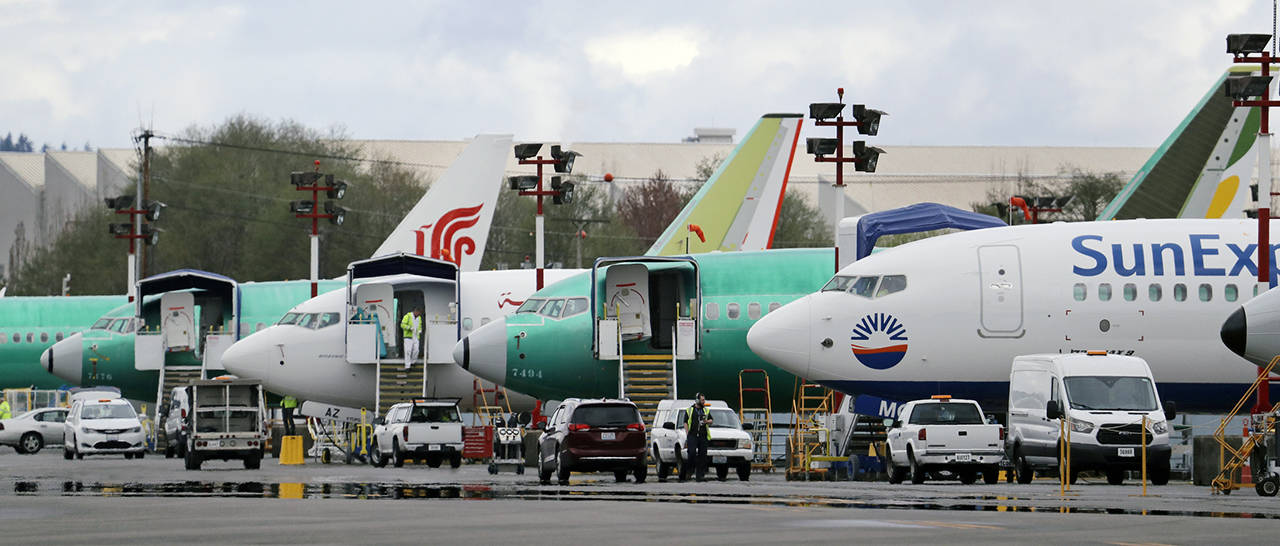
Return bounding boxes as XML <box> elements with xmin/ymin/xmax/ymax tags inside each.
<box><xmin>787</xmin><ymin>379</ymin><xmax>835</xmax><ymax>480</ymax></box>
<box><xmin>1212</xmin><ymin>355</ymin><xmax>1280</xmax><ymax>494</ymax></box>
<box><xmin>621</xmin><ymin>354</ymin><xmax>675</xmax><ymax>425</ymax></box>
<box><xmin>152</xmin><ymin>365</ymin><xmax>203</xmax><ymax>447</ymax></box>
<box><xmin>472</xmin><ymin>378</ymin><xmax>512</xmax><ymax>426</ymax></box>
<box><xmin>738</xmin><ymin>369</ymin><xmax>775</xmax><ymax>472</ymax></box>
<box><xmin>376</xmin><ymin>360</ymin><xmax>426</xmax><ymax>416</ymax></box>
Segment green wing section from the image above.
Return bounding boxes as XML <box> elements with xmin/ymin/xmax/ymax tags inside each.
<box><xmin>647</xmin><ymin>114</ymin><xmax>803</xmax><ymax>256</ymax></box>
<box><xmin>1100</xmin><ymin>66</ymin><xmax>1262</xmax><ymax>220</ymax></box>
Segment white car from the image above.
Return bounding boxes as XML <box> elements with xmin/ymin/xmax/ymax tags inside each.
<box><xmin>0</xmin><ymin>407</ymin><xmax>68</xmax><ymax>454</ymax></box>
<box><xmin>63</xmin><ymin>398</ymin><xmax>147</xmax><ymax>459</ymax></box>
<box><xmin>885</xmin><ymin>396</ymin><xmax>1005</xmax><ymax>485</ymax></box>
<box><xmin>650</xmin><ymin>399</ymin><xmax>754</xmax><ymax>481</ymax></box>
<box><xmin>370</xmin><ymin>399</ymin><xmax>465</xmax><ymax>468</ymax></box>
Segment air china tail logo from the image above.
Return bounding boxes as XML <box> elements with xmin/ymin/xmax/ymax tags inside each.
<box><xmin>850</xmin><ymin>313</ymin><xmax>908</xmax><ymax>370</ymax></box>
<box><xmin>414</xmin><ymin>204</ymin><xmax>483</xmax><ymax>266</ymax></box>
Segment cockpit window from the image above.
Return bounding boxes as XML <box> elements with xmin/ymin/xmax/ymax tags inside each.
<box><xmin>540</xmin><ymin>299</ymin><xmax>565</xmax><ymax>318</ymax></box>
<box><xmin>298</xmin><ymin>313</ymin><xmax>319</xmax><ymax>329</ymax></box>
<box><xmin>91</xmin><ymin>318</ymin><xmax>113</xmax><ymax>330</ymax></box>
<box><xmin>315</xmin><ymin>312</ymin><xmax>341</xmax><ymax>329</ymax></box>
<box><xmin>562</xmin><ymin>298</ymin><xmax>589</xmax><ymax>318</ymax></box>
<box><xmin>516</xmin><ymin>299</ymin><xmax>545</xmax><ymax>314</ymax></box>
<box><xmin>821</xmin><ymin>275</ymin><xmax>857</xmax><ymax>292</ymax></box>
<box><xmin>849</xmin><ymin>276</ymin><xmax>879</xmax><ymax>298</ymax></box>
<box><xmin>875</xmin><ymin>275</ymin><xmax>907</xmax><ymax>297</ymax></box>
<box><xmin>110</xmin><ymin>319</ymin><xmax>130</xmax><ymax>333</ymax></box>
<box><xmin>277</xmin><ymin>312</ymin><xmax>302</xmax><ymax>326</ymax></box>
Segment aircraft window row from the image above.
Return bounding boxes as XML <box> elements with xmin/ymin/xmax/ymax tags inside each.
<box><xmin>819</xmin><ymin>274</ymin><xmax>907</xmax><ymax>298</ymax></box>
<box><xmin>1072</xmin><ymin>282</ymin><xmax>1246</xmax><ymax>303</ymax></box>
<box><xmin>523</xmin><ymin>297</ymin><xmax>589</xmax><ymax>319</ymax></box>
<box><xmin>703</xmin><ymin>301</ymin><xmax>783</xmax><ymax>321</ymax></box>
<box><xmin>2</xmin><ymin>331</ymin><xmax>65</xmax><ymax>344</ymax></box>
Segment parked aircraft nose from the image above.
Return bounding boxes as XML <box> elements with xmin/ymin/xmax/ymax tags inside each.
<box><xmin>453</xmin><ymin>318</ymin><xmax>508</xmax><ymax>385</ymax></box>
<box><xmin>746</xmin><ymin>295</ymin><xmax>812</xmax><ymax>378</ymax></box>
<box><xmin>45</xmin><ymin>333</ymin><xmax>84</xmax><ymax>384</ymax></box>
<box><xmin>220</xmin><ymin>332</ymin><xmax>280</xmax><ymax>381</ymax></box>
<box><xmin>1223</xmin><ymin>288</ymin><xmax>1280</xmax><ymax>367</ymax></box>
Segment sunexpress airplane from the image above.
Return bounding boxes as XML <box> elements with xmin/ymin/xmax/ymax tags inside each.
<box><xmin>38</xmin><ymin>134</ymin><xmax>513</xmax><ymax>400</ymax></box>
<box><xmin>748</xmin><ymin>219</ymin><xmax>1280</xmax><ymax>413</ymax></box>
<box><xmin>219</xmin><ymin>113</ymin><xmax>807</xmax><ymax>412</ymax></box>
<box><xmin>455</xmin><ymin>66</ymin><xmax>1273</xmax><ymax>412</ymax></box>
<box><xmin>0</xmin><ymin>296</ymin><xmax>128</xmax><ymax>388</ymax></box>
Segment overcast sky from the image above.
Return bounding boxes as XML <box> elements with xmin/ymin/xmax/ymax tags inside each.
<box><xmin>0</xmin><ymin>0</ymin><xmax>1273</xmax><ymax>150</ymax></box>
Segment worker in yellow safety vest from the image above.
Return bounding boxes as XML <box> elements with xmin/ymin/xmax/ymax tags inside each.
<box><xmin>401</xmin><ymin>307</ymin><xmax>423</xmax><ymax>369</ymax></box>
<box><xmin>281</xmin><ymin>395</ymin><xmax>298</xmax><ymax>436</ymax></box>
<box><xmin>0</xmin><ymin>398</ymin><xmax>11</xmax><ymax>420</ymax></box>
<box><xmin>682</xmin><ymin>393</ymin><xmax>712</xmax><ymax>482</ymax></box>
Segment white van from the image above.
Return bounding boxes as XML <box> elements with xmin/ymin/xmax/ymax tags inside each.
<box><xmin>1005</xmin><ymin>352</ymin><xmax>1175</xmax><ymax>486</ymax></box>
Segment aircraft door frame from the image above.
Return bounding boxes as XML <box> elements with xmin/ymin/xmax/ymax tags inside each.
<box><xmin>977</xmin><ymin>245</ymin><xmax>1025</xmax><ymax>337</ymax></box>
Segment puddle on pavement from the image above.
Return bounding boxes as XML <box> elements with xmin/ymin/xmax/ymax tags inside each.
<box><xmin>6</xmin><ymin>480</ymin><xmax>1280</xmax><ymax>520</ymax></box>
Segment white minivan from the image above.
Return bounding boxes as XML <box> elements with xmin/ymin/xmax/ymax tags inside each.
<box><xmin>1005</xmin><ymin>352</ymin><xmax>1175</xmax><ymax>485</ymax></box>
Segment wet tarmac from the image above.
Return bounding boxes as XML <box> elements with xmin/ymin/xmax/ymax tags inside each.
<box><xmin>3</xmin><ymin>450</ymin><xmax>1279</xmax><ymax>543</ymax></box>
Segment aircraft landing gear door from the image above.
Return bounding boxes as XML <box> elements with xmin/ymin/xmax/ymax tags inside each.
<box><xmin>606</xmin><ymin>264</ymin><xmax>652</xmax><ymax>342</ymax></box>
<box><xmin>348</xmin><ymin>283</ymin><xmax>395</xmax><ymax>364</ymax></box>
<box><xmin>977</xmin><ymin>245</ymin><xmax>1024</xmax><ymax>337</ymax></box>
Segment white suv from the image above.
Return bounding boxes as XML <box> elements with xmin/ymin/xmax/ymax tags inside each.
<box><xmin>650</xmin><ymin>399</ymin><xmax>754</xmax><ymax>481</ymax></box>
<box><xmin>64</xmin><ymin>398</ymin><xmax>146</xmax><ymax>459</ymax></box>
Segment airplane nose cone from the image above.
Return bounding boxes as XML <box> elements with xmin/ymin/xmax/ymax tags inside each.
<box><xmin>220</xmin><ymin>333</ymin><xmax>277</xmax><ymax>381</ymax></box>
<box><xmin>46</xmin><ymin>333</ymin><xmax>85</xmax><ymax>384</ymax></box>
<box><xmin>454</xmin><ymin>318</ymin><xmax>508</xmax><ymax>385</ymax></box>
<box><xmin>747</xmin><ymin>296</ymin><xmax>812</xmax><ymax>378</ymax></box>
<box><xmin>1222</xmin><ymin>306</ymin><xmax>1247</xmax><ymax>358</ymax></box>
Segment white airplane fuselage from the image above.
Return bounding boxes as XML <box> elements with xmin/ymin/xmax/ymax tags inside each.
<box><xmin>222</xmin><ymin>269</ymin><xmax>579</xmax><ymax>411</ymax></box>
<box><xmin>748</xmin><ymin>219</ymin><xmax>1275</xmax><ymax>413</ymax></box>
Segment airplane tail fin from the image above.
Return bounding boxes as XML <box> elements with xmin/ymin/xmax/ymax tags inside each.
<box><xmin>1099</xmin><ymin>66</ymin><xmax>1265</xmax><ymax>220</ymax></box>
<box><xmin>646</xmin><ymin>114</ymin><xmax>803</xmax><ymax>256</ymax></box>
<box><xmin>372</xmin><ymin>134</ymin><xmax>513</xmax><ymax>271</ymax></box>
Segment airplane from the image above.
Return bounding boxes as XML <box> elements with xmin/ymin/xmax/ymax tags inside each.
<box><xmin>748</xmin><ymin>218</ymin><xmax>1279</xmax><ymax>414</ymax></box>
<box><xmin>1219</xmin><ymin>281</ymin><xmax>1280</xmax><ymax>371</ymax></box>
<box><xmin>0</xmin><ymin>295</ymin><xmax>128</xmax><ymax>389</ymax></box>
<box><xmin>219</xmin><ymin>113</ymin><xmax>808</xmax><ymax>414</ymax></box>
<box><xmin>40</xmin><ymin>134</ymin><xmax>512</xmax><ymax>402</ymax></box>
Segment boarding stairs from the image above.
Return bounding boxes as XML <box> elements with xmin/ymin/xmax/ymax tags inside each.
<box><xmin>1212</xmin><ymin>355</ymin><xmax>1280</xmax><ymax>494</ymax></box>
<box><xmin>472</xmin><ymin>379</ymin><xmax>512</xmax><ymax>427</ymax></box>
<box><xmin>152</xmin><ymin>365</ymin><xmax>203</xmax><ymax>448</ymax></box>
<box><xmin>787</xmin><ymin>379</ymin><xmax>835</xmax><ymax>480</ymax></box>
<box><xmin>842</xmin><ymin>413</ymin><xmax>889</xmax><ymax>462</ymax></box>
<box><xmin>376</xmin><ymin>360</ymin><xmax>426</xmax><ymax>417</ymax></box>
<box><xmin>738</xmin><ymin>369</ymin><xmax>775</xmax><ymax>472</ymax></box>
<box><xmin>621</xmin><ymin>354</ymin><xmax>675</xmax><ymax>425</ymax></box>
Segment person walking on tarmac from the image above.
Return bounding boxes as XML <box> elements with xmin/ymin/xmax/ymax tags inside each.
<box><xmin>401</xmin><ymin>307</ymin><xmax>423</xmax><ymax>369</ymax></box>
<box><xmin>281</xmin><ymin>395</ymin><xmax>298</xmax><ymax>436</ymax></box>
<box><xmin>682</xmin><ymin>393</ymin><xmax>713</xmax><ymax>482</ymax></box>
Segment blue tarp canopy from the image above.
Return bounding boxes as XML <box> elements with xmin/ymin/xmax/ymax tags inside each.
<box><xmin>137</xmin><ymin>269</ymin><xmax>236</xmax><ymax>299</ymax></box>
<box><xmin>855</xmin><ymin>203</ymin><xmax>1007</xmax><ymax>260</ymax></box>
<box><xmin>348</xmin><ymin>253</ymin><xmax>458</xmax><ymax>281</ymax></box>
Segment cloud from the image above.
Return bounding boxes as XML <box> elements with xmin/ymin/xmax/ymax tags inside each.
<box><xmin>584</xmin><ymin>28</ymin><xmax>701</xmax><ymax>84</ymax></box>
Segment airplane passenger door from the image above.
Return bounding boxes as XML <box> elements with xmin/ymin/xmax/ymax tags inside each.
<box><xmin>977</xmin><ymin>245</ymin><xmax>1024</xmax><ymax>335</ymax></box>
<box><xmin>349</xmin><ymin>283</ymin><xmax>395</xmax><ymax>364</ymax></box>
<box><xmin>605</xmin><ymin>264</ymin><xmax>651</xmax><ymax>342</ymax></box>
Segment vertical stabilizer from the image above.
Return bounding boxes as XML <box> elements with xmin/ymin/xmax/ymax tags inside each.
<box><xmin>646</xmin><ymin>114</ymin><xmax>803</xmax><ymax>255</ymax></box>
<box><xmin>372</xmin><ymin>134</ymin><xmax>512</xmax><ymax>271</ymax></box>
<box><xmin>1100</xmin><ymin>66</ymin><xmax>1263</xmax><ymax>220</ymax></box>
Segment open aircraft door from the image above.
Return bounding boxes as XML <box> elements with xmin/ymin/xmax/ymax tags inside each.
<box><xmin>134</xmin><ymin>270</ymin><xmax>239</xmax><ymax>371</ymax></box>
<box><xmin>977</xmin><ymin>245</ymin><xmax>1024</xmax><ymax>337</ymax></box>
<box><xmin>349</xmin><ymin>283</ymin><xmax>395</xmax><ymax>363</ymax></box>
<box><xmin>593</xmin><ymin>256</ymin><xmax>699</xmax><ymax>360</ymax></box>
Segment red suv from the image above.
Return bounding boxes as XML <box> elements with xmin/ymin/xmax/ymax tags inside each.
<box><xmin>538</xmin><ymin>398</ymin><xmax>647</xmax><ymax>485</ymax></box>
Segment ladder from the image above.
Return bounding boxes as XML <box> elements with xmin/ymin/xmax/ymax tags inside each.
<box><xmin>375</xmin><ymin>360</ymin><xmax>426</xmax><ymax>417</ymax></box>
<box><xmin>1212</xmin><ymin>355</ymin><xmax>1280</xmax><ymax>494</ymax></box>
<box><xmin>787</xmin><ymin>379</ymin><xmax>834</xmax><ymax>480</ymax></box>
<box><xmin>152</xmin><ymin>365</ymin><xmax>203</xmax><ymax>448</ymax></box>
<box><xmin>738</xmin><ymin>369</ymin><xmax>774</xmax><ymax>472</ymax></box>
<box><xmin>621</xmin><ymin>354</ymin><xmax>674</xmax><ymax>425</ymax></box>
<box><xmin>472</xmin><ymin>379</ymin><xmax>512</xmax><ymax>427</ymax></box>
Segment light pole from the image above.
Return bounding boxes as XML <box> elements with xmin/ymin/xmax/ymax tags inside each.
<box><xmin>806</xmin><ymin>88</ymin><xmax>887</xmax><ymax>271</ymax></box>
<box><xmin>511</xmin><ymin>144</ymin><xmax>580</xmax><ymax>290</ymax></box>
<box><xmin>104</xmin><ymin>194</ymin><xmax>164</xmax><ymax>302</ymax></box>
<box><xmin>290</xmin><ymin>161</ymin><xmax>349</xmax><ymax>297</ymax></box>
<box><xmin>1226</xmin><ymin>32</ymin><xmax>1278</xmax><ymax>413</ymax></box>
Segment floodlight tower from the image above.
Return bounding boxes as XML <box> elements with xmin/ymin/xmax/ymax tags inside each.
<box><xmin>511</xmin><ymin>144</ymin><xmax>580</xmax><ymax>290</ymax></box>
<box><xmin>806</xmin><ymin>88</ymin><xmax>886</xmax><ymax>271</ymax></box>
<box><xmin>1225</xmin><ymin>32</ymin><xmax>1280</xmax><ymax>414</ymax></box>
<box><xmin>104</xmin><ymin>194</ymin><xmax>164</xmax><ymax>302</ymax></box>
<box><xmin>289</xmin><ymin>161</ymin><xmax>349</xmax><ymax>297</ymax></box>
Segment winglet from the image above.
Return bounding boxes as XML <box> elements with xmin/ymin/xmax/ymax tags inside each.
<box><xmin>646</xmin><ymin>114</ymin><xmax>804</xmax><ymax>256</ymax></box>
<box><xmin>372</xmin><ymin>134</ymin><xmax>512</xmax><ymax>271</ymax></box>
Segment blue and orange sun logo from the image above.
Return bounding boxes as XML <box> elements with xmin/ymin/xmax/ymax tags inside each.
<box><xmin>850</xmin><ymin>313</ymin><xmax>908</xmax><ymax>370</ymax></box>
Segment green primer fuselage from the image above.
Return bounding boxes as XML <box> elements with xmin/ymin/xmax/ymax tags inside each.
<box><xmin>499</xmin><ymin>248</ymin><xmax>833</xmax><ymax>411</ymax></box>
<box><xmin>0</xmin><ymin>296</ymin><xmax>129</xmax><ymax>389</ymax></box>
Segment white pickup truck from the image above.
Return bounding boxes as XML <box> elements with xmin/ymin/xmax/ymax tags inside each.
<box><xmin>371</xmin><ymin>399</ymin><xmax>464</xmax><ymax>469</ymax></box>
<box><xmin>884</xmin><ymin>395</ymin><xmax>1004</xmax><ymax>485</ymax></box>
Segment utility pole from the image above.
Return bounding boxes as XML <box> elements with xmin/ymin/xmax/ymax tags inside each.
<box><xmin>139</xmin><ymin>130</ymin><xmax>152</xmax><ymax>279</ymax></box>
<box><xmin>289</xmin><ymin>162</ymin><xmax>349</xmax><ymax>298</ymax></box>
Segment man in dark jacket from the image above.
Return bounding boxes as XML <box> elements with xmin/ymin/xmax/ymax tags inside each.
<box><xmin>682</xmin><ymin>393</ymin><xmax>712</xmax><ymax>482</ymax></box>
